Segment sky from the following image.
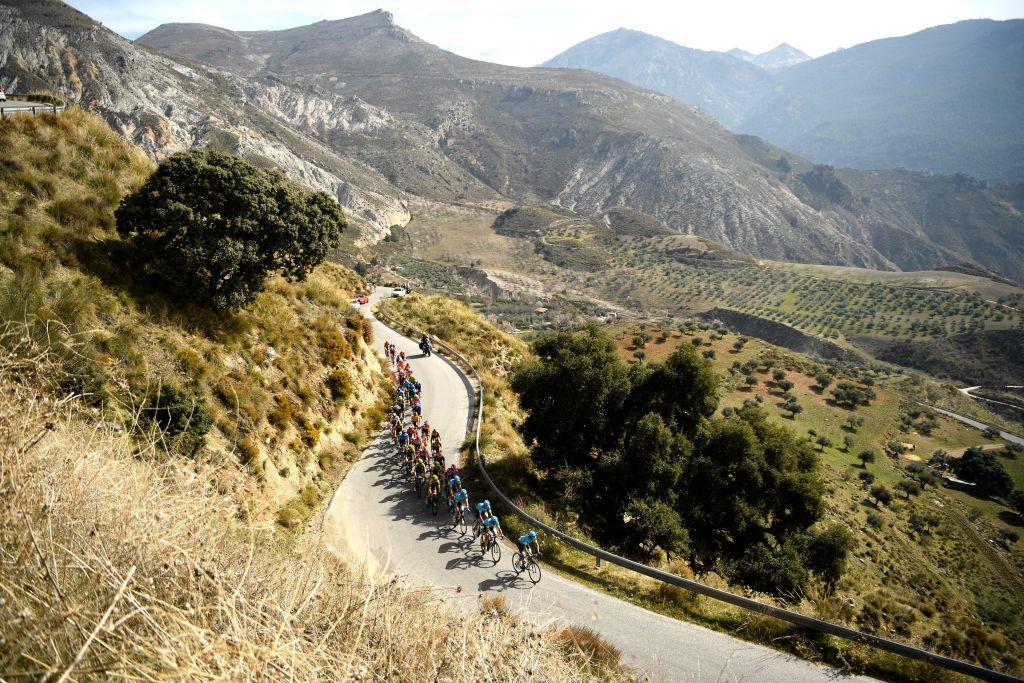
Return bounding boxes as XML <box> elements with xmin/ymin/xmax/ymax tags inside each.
<box><xmin>66</xmin><ymin>0</ymin><xmax>1024</xmax><ymax>66</ymax></box>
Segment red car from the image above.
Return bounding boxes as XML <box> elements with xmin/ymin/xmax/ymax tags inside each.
<box><xmin>356</xmin><ymin>295</ymin><xmax>369</xmax><ymax>305</ymax></box>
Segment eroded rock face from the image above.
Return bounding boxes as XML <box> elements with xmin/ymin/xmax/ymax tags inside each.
<box><xmin>0</xmin><ymin>3</ymin><xmax>409</xmax><ymax>242</ymax></box>
<box><xmin>700</xmin><ymin>308</ymin><xmax>860</xmax><ymax>362</ymax></box>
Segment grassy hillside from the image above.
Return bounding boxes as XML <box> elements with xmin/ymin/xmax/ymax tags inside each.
<box><xmin>613</xmin><ymin>321</ymin><xmax>1023</xmax><ymax>672</ymax></box>
<box><xmin>0</xmin><ymin>350</ymin><xmax>629</xmax><ymax>681</ymax></box>
<box><xmin>0</xmin><ymin>109</ymin><xmax>391</xmax><ymax>525</ymax></box>
<box><xmin>381</xmin><ymin>291</ymin><xmax>1024</xmax><ymax>679</ymax></box>
<box><xmin>389</xmin><ymin>199</ymin><xmax>1024</xmax><ymax>385</ymax></box>
<box><xmin>0</xmin><ymin>109</ymin><xmax>630</xmax><ymax>681</ymax></box>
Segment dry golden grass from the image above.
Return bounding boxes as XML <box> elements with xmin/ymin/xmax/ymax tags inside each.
<box><xmin>0</xmin><ymin>334</ymin><xmax>631</xmax><ymax>682</ymax></box>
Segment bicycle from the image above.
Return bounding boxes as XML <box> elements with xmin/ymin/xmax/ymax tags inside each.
<box><xmin>427</xmin><ymin>491</ymin><xmax>439</xmax><ymax>516</ymax></box>
<box><xmin>480</xmin><ymin>532</ymin><xmax>501</xmax><ymax>563</ymax></box>
<box><xmin>414</xmin><ymin>473</ymin><xmax>424</xmax><ymax>496</ymax></box>
<box><xmin>452</xmin><ymin>506</ymin><xmax>467</xmax><ymax>535</ymax></box>
<box><xmin>512</xmin><ymin>551</ymin><xmax>542</xmax><ymax>584</ymax></box>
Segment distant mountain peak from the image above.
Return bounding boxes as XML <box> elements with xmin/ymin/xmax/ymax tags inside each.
<box><xmin>729</xmin><ymin>43</ymin><xmax>810</xmax><ymax>71</ymax></box>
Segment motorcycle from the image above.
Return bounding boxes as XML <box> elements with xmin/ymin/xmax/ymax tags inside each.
<box><xmin>418</xmin><ymin>338</ymin><xmax>432</xmax><ymax>357</ymax></box>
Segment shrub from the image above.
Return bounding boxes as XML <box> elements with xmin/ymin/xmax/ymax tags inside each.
<box><xmin>269</xmin><ymin>393</ymin><xmax>301</xmax><ymax>429</ymax></box>
<box><xmin>326</xmin><ymin>369</ymin><xmax>353</xmax><ymax>401</ymax></box>
<box><xmin>320</xmin><ymin>330</ymin><xmax>350</xmax><ymax>366</ymax></box>
<box><xmin>237</xmin><ymin>437</ymin><xmax>260</xmax><ymax>465</ymax></box>
<box><xmin>115</xmin><ymin>149</ymin><xmax>346</xmax><ymax>310</ymax></box>
<box><xmin>141</xmin><ymin>383</ymin><xmax>213</xmax><ymax>456</ymax></box>
<box><xmin>554</xmin><ymin>625</ymin><xmax>622</xmax><ymax>669</ymax></box>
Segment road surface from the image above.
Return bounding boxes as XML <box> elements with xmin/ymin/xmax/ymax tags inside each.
<box><xmin>324</xmin><ymin>286</ymin><xmax>875</xmax><ymax>682</ymax></box>
<box><xmin>917</xmin><ymin>402</ymin><xmax>1024</xmax><ymax>447</ymax></box>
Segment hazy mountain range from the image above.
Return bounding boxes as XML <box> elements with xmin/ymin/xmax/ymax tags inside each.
<box><xmin>544</xmin><ymin>20</ymin><xmax>1024</xmax><ymax>182</ymax></box>
<box><xmin>2</xmin><ymin>1</ymin><xmax>1022</xmax><ymax>282</ymax></box>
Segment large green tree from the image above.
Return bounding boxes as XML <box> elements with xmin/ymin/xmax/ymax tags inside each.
<box><xmin>512</xmin><ymin>330</ymin><xmax>830</xmax><ymax>594</ymax></box>
<box><xmin>116</xmin><ymin>149</ymin><xmax>346</xmax><ymax>310</ymax></box>
<box><xmin>953</xmin><ymin>447</ymin><xmax>1014</xmax><ymax>499</ymax></box>
<box><xmin>511</xmin><ymin>325</ymin><xmax>630</xmax><ymax>472</ymax></box>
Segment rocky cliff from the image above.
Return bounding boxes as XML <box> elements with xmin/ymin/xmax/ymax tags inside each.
<box><xmin>0</xmin><ymin>0</ymin><xmax>410</xmax><ymax>242</ymax></box>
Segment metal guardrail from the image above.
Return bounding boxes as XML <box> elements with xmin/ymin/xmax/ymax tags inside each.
<box><xmin>0</xmin><ymin>104</ymin><xmax>67</xmax><ymax>118</ymax></box>
<box><xmin>376</xmin><ymin>306</ymin><xmax>1020</xmax><ymax>683</ymax></box>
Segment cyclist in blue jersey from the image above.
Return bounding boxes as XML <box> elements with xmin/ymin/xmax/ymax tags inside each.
<box><xmin>473</xmin><ymin>500</ymin><xmax>492</xmax><ymax>536</ymax></box>
<box><xmin>482</xmin><ymin>514</ymin><xmax>503</xmax><ymax>544</ymax></box>
<box><xmin>517</xmin><ymin>530</ymin><xmax>540</xmax><ymax>560</ymax></box>
<box><xmin>453</xmin><ymin>487</ymin><xmax>469</xmax><ymax>513</ymax></box>
<box><xmin>447</xmin><ymin>473</ymin><xmax>462</xmax><ymax>502</ymax></box>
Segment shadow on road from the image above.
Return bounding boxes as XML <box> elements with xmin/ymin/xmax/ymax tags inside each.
<box><xmin>478</xmin><ymin>571</ymin><xmax>532</xmax><ymax>593</ymax></box>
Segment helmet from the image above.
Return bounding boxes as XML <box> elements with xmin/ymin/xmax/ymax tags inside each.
<box><xmin>528</xmin><ymin>530</ymin><xmax>537</xmax><ymax>540</ymax></box>
<box><xmin>460</xmin><ymin>488</ymin><xmax>468</xmax><ymax>496</ymax></box>
<box><xmin>483</xmin><ymin>499</ymin><xmax>491</xmax><ymax>508</ymax></box>
<box><xmin>489</xmin><ymin>516</ymin><xmax>499</xmax><ymax>525</ymax></box>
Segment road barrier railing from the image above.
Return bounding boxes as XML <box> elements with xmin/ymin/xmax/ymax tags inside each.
<box><xmin>375</xmin><ymin>306</ymin><xmax>1020</xmax><ymax>683</ymax></box>
<box><xmin>0</xmin><ymin>103</ymin><xmax>67</xmax><ymax>119</ymax></box>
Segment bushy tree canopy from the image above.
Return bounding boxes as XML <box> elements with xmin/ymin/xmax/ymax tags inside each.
<box><xmin>953</xmin><ymin>447</ymin><xmax>1014</xmax><ymax>499</ymax></box>
<box><xmin>512</xmin><ymin>326</ymin><xmax>834</xmax><ymax>595</ymax></box>
<box><xmin>116</xmin><ymin>150</ymin><xmax>346</xmax><ymax>310</ymax></box>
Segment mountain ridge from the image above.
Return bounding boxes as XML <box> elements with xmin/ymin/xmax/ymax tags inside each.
<box><xmin>3</xmin><ymin>1</ymin><xmax>1022</xmax><ymax>281</ymax></box>
<box><xmin>544</xmin><ymin>19</ymin><xmax>1024</xmax><ymax>182</ymax></box>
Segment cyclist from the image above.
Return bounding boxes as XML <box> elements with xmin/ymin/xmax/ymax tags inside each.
<box><xmin>412</xmin><ymin>453</ymin><xmax>427</xmax><ymax>484</ymax></box>
<box><xmin>473</xmin><ymin>499</ymin><xmax>492</xmax><ymax>536</ymax></box>
<box><xmin>426</xmin><ymin>472</ymin><xmax>441</xmax><ymax>505</ymax></box>
<box><xmin>420</xmin><ymin>421</ymin><xmax>431</xmax><ymax>440</ymax></box>
<box><xmin>397</xmin><ymin>428</ymin><xmax>409</xmax><ymax>450</ymax></box>
<box><xmin>429</xmin><ymin>456</ymin><xmax>443</xmax><ymax>480</ymax></box>
<box><xmin>482</xmin><ymin>514</ymin><xmax>503</xmax><ymax>546</ymax></box>
<box><xmin>411</xmin><ymin>411</ymin><xmax>421</xmax><ymax>428</ymax></box>
<box><xmin>404</xmin><ymin>443</ymin><xmax>416</xmax><ymax>471</ymax></box>
<box><xmin>434</xmin><ymin>448</ymin><xmax>446</xmax><ymax>471</ymax></box>
<box><xmin>517</xmin><ymin>530</ymin><xmax>540</xmax><ymax>561</ymax></box>
<box><xmin>447</xmin><ymin>472</ymin><xmax>462</xmax><ymax>503</ymax></box>
<box><xmin>454</xmin><ymin>489</ymin><xmax>468</xmax><ymax>516</ymax></box>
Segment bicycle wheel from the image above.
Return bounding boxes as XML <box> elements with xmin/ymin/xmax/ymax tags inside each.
<box><xmin>490</xmin><ymin>539</ymin><xmax>501</xmax><ymax>562</ymax></box>
<box><xmin>431</xmin><ymin>497</ymin><xmax>438</xmax><ymax>516</ymax></box>
<box><xmin>512</xmin><ymin>552</ymin><xmax>523</xmax><ymax>573</ymax></box>
<box><xmin>527</xmin><ymin>559</ymin><xmax>541</xmax><ymax>583</ymax></box>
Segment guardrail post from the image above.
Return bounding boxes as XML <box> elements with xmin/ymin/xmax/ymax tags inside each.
<box><xmin>595</xmin><ymin>556</ymin><xmax>601</xmax><ymax>569</ymax></box>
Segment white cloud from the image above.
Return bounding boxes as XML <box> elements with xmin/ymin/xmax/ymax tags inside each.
<box><xmin>68</xmin><ymin>0</ymin><xmax>1023</xmax><ymax>64</ymax></box>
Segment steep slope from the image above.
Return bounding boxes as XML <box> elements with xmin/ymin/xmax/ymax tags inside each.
<box><xmin>741</xmin><ymin>19</ymin><xmax>1024</xmax><ymax>182</ymax></box>
<box><xmin>139</xmin><ymin>13</ymin><xmax>921</xmax><ymax>272</ymax></box>
<box><xmin>545</xmin><ymin>21</ymin><xmax>1024</xmax><ymax>183</ymax></box>
<box><xmin>542</xmin><ymin>28</ymin><xmax>773</xmax><ymax>129</ymax></box>
<box><xmin>9</xmin><ymin>3</ymin><xmax>1022</xmax><ymax>280</ymax></box>
<box><xmin>0</xmin><ymin>0</ymin><xmax>416</xmax><ymax>241</ymax></box>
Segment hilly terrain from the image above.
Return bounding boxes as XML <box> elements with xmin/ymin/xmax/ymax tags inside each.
<box><xmin>0</xmin><ymin>101</ymin><xmax>631</xmax><ymax>682</ymax></box>
<box><xmin>545</xmin><ymin>19</ymin><xmax>1024</xmax><ymax>182</ymax></box>
<box><xmin>137</xmin><ymin>11</ymin><xmax>1024</xmax><ymax>282</ymax></box>
<box><xmin>542</xmin><ymin>28</ymin><xmax>774</xmax><ymax>129</ymax></box>
<box><xmin>2</xmin><ymin>1</ymin><xmax>1021</xmax><ymax>281</ymax></box>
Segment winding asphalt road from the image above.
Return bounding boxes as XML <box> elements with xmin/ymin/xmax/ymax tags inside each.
<box><xmin>324</xmin><ymin>287</ymin><xmax>875</xmax><ymax>682</ymax></box>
